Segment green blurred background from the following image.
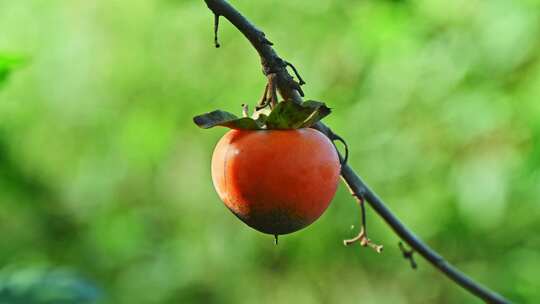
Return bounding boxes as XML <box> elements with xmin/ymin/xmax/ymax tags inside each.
<box><xmin>1</xmin><ymin>0</ymin><xmax>540</xmax><ymax>303</ymax></box>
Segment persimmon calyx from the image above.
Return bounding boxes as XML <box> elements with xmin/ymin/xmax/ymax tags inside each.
<box><xmin>193</xmin><ymin>100</ymin><xmax>331</xmax><ymax>130</ymax></box>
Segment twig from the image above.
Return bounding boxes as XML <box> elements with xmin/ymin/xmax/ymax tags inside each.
<box><xmin>213</xmin><ymin>13</ymin><xmax>221</xmax><ymax>48</ymax></box>
<box><xmin>267</xmin><ymin>73</ymin><xmax>279</xmax><ymax>108</ymax></box>
<box><xmin>330</xmin><ymin>132</ymin><xmax>349</xmax><ymax>166</ymax></box>
<box><xmin>285</xmin><ymin>61</ymin><xmax>306</xmax><ymax>85</ymax></box>
<box><xmin>344</xmin><ymin>194</ymin><xmax>383</xmax><ymax>253</ymax></box>
<box><xmin>201</xmin><ymin>1</ymin><xmax>512</xmax><ymax>303</ymax></box>
<box><xmin>399</xmin><ymin>242</ymin><xmax>418</xmax><ymax>269</ymax></box>
<box><xmin>256</xmin><ymin>83</ymin><xmax>270</xmax><ymax>110</ymax></box>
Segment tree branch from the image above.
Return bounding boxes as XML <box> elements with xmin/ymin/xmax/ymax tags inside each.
<box><xmin>202</xmin><ymin>1</ymin><xmax>511</xmax><ymax>303</ymax></box>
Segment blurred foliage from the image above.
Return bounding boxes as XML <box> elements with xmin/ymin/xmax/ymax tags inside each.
<box><xmin>0</xmin><ymin>267</ymin><xmax>101</xmax><ymax>304</ymax></box>
<box><xmin>1</xmin><ymin>0</ymin><xmax>540</xmax><ymax>303</ymax></box>
<box><xmin>0</xmin><ymin>54</ymin><xmax>25</xmax><ymax>87</ymax></box>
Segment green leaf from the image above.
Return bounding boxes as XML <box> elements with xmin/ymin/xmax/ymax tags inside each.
<box><xmin>265</xmin><ymin>100</ymin><xmax>331</xmax><ymax>129</ymax></box>
<box><xmin>298</xmin><ymin>100</ymin><xmax>332</xmax><ymax>128</ymax></box>
<box><xmin>193</xmin><ymin>100</ymin><xmax>331</xmax><ymax>131</ymax></box>
<box><xmin>193</xmin><ymin>110</ymin><xmax>264</xmax><ymax>130</ymax></box>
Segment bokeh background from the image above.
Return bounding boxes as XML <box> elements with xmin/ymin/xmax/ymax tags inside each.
<box><xmin>1</xmin><ymin>0</ymin><xmax>540</xmax><ymax>303</ymax></box>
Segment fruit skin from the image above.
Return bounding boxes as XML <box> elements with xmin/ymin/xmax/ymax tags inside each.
<box><xmin>211</xmin><ymin>128</ymin><xmax>341</xmax><ymax>235</ymax></box>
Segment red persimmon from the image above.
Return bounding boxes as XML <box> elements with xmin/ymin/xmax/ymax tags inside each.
<box><xmin>211</xmin><ymin>128</ymin><xmax>341</xmax><ymax>235</ymax></box>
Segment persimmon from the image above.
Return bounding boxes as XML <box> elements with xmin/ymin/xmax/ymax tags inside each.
<box><xmin>211</xmin><ymin>128</ymin><xmax>341</xmax><ymax>235</ymax></box>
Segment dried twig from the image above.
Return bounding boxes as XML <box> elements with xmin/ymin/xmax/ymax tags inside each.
<box><xmin>285</xmin><ymin>61</ymin><xmax>306</xmax><ymax>85</ymax></box>
<box><xmin>344</xmin><ymin>194</ymin><xmax>383</xmax><ymax>253</ymax></box>
<box><xmin>399</xmin><ymin>242</ymin><xmax>418</xmax><ymax>269</ymax></box>
<box><xmin>213</xmin><ymin>13</ymin><xmax>221</xmax><ymax>48</ymax></box>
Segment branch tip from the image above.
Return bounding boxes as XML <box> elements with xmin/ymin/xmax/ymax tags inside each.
<box><xmin>399</xmin><ymin>242</ymin><xmax>418</xmax><ymax>269</ymax></box>
<box><xmin>343</xmin><ymin>227</ymin><xmax>384</xmax><ymax>253</ymax></box>
<box><xmin>285</xmin><ymin>61</ymin><xmax>306</xmax><ymax>86</ymax></box>
<box><xmin>344</xmin><ymin>193</ymin><xmax>383</xmax><ymax>254</ymax></box>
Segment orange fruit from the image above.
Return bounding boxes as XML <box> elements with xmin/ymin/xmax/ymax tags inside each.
<box><xmin>211</xmin><ymin>128</ymin><xmax>340</xmax><ymax>235</ymax></box>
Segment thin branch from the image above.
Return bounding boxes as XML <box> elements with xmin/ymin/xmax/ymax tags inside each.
<box><xmin>285</xmin><ymin>61</ymin><xmax>306</xmax><ymax>85</ymax></box>
<box><xmin>267</xmin><ymin>73</ymin><xmax>279</xmax><ymax>108</ymax></box>
<box><xmin>399</xmin><ymin>242</ymin><xmax>418</xmax><ymax>269</ymax></box>
<box><xmin>343</xmin><ymin>194</ymin><xmax>383</xmax><ymax>253</ymax></box>
<box><xmin>256</xmin><ymin>83</ymin><xmax>269</xmax><ymax>110</ymax></box>
<box><xmin>330</xmin><ymin>132</ymin><xmax>349</xmax><ymax>166</ymax></box>
<box><xmin>335</xmin><ymin>132</ymin><xmax>511</xmax><ymax>304</ymax></box>
<box><xmin>203</xmin><ymin>0</ymin><xmax>301</xmax><ymax>102</ymax></box>
<box><xmin>202</xmin><ymin>1</ymin><xmax>512</xmax><ymax>303</ymax></box>
<box><xmin>213</xmin><ymin>13</ymin><xmax>221</xmax><ymax>48</ymax></box>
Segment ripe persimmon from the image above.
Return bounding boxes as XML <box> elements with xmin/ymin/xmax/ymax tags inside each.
<box><xmin>211</xmin><ymin>128</ymin><xmax>341</xmax><ymax>235</ymax></box>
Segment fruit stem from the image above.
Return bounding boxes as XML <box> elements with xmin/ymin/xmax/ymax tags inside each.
<box><xmin>274</xmin><ymin>234</ymin><xmax>279</xmax><ymax>245</ymax></box>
